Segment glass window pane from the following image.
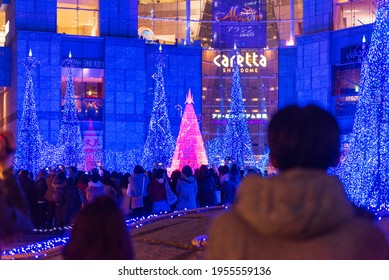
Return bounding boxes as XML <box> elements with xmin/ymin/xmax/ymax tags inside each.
<box><xmin>57</xmin><ymin>0</ymin><xmax>77</xmax><ymax>8</ymax></box>
<box><xmin>78</xmin><ymin>0</ymin><xmax>99</xmax><ymax>10</ymax></box>
<box><xmin>57</xmin><ymin>8</ymin><xmax>78</xmax><ymax>35</ymax></box>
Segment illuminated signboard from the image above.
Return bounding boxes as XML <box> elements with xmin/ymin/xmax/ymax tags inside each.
<box><xmin>212</xmin><ymin>0</ymin><xmax>267</xmax><ymax>49</ymax></box>
<box><xmin>212</xmin><ymin>113</ymin><xmax>268</xmax><ymax>120</ymax></box>
<box><xmin>213</xmin><ymin>52</ymin><xmax>267</xmax><ymax>73</ymax></box>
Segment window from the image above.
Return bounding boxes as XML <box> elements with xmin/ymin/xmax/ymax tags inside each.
<box><xmin>334</xmin><ymin>0</ymin><xmax>376</xmax><ymax>30</ymax></box>
<box><xmin>61</xmin><ymin>67</ymin><xmax>104</xmax><ymax>122</ymax></box>
<box><xmin>57</xmin><ymin>0</ymin><xmax>99</xmax><ymax>36</ymax></box>
<box><xmin>333</xmin><ymin>65</ymin><xmax>360</xmax><ymax>116</ymax></box>
<box><xmin>0</xmin><ymin>9</ymin><xmax>8</xmax><ymax>46</ymax></box>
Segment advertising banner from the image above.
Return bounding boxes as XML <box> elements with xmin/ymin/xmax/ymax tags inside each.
<box><xmin>212</xmin><ymin>0</ymin><xmax>267</xmax><ymax>49</ymax></box>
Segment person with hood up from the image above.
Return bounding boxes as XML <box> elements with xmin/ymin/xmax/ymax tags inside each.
<box><xmin>206</xmin><ymin>105</ymin><xmax>389</xmax><ymax>260</ymax></box>
<box><xmin>85</xmin><ymin>172</ymin><xmax>104</xmax><ymax>204</ymax></box>
<box><xmin>175</xmin><ymin>165</ymin><xmax>198</xmax><ymax>211</ymax></box>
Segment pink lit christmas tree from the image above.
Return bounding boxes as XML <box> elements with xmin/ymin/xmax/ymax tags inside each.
<box><xmin>170</xmin><ymin>89</ymin><xmax>208</xmax><ymax>173</ymax></box>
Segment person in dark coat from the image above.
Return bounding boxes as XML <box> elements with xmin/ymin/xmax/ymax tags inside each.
<box><xmin>175</xmin><ymin>165</ymin><xmax>198</xmax><ymax>211</ymax></box>
<box><xmin>0</xmin><ymin>132</ymin><xmax>32</xmax><ymax>251</ymax></box>
<box><xmin>35</xmin><ymin>169</ymin><xmax>48</xmax><ymax>229</ymax></box>
<box><xmin>196</xmin><ymin>165</ymin><xmax>217</xmax><ymax>207</ymax></box>
<box><xmin>53</xmin><ymin>172</ymin><xmax>82</xmax><ymax>227</ymax></box>
<box><xmin>18</xmin><ymin>169</ymin><xmax>38</xmax><ymax>226</ymax></box>
<box><xmin>219</xmin><ymin>165</ymin><xmax>235</xmax><ymax>206</ymax></box>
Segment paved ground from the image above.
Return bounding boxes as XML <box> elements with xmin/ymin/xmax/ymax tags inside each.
<box><xmin>3</xmin><ymin>212</ymin><xmax>389</xmax><ymax>260</ymax></box>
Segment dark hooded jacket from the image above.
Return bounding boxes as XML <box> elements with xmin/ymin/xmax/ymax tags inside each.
<box><xmin>175</xmin><ymin>174</ymin><xmax>198</xmax><ymax>211</ymax></box>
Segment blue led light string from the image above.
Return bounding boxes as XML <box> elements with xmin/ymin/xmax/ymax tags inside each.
<box><xmin>338</xmin><ymin>1</ymin><xmax>389</xmax><ymax>214</ymax></box>
<box><xmin>57</xmin><ymin>53</ymin><xmax>85</xmax><ymax>167</ymax></box>
<box><xmin>14</xmin><ymin>50</ymin><xmax>44</xmax><ymax>176</ymax></box>
<box><xmin>222</xmin><ymin>46</ymin><xmax>255</xmax><ymax>167</ymax></box>
<box><xmin>142</xmin><ymin>45</ymin><xmax>175</xmax><ymax>170</ymax></box>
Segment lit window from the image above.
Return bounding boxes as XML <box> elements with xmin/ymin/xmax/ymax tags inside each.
<box><xmin>61</xmin><ymin>67</ymin><xmax>104</xmax><ymax>122</ymax></box>
<box><xmin>57</xmin><ymin>0</ymin><xmax>99</xmax><ymax>36</ymax></box>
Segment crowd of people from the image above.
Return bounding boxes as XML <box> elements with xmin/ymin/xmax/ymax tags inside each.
<box><xmin>14</xmin><ymin>158</ymin><xmax>264</xmax><ymax>230</ymax></box>
<box><xmin>1</xmin><ymin>104</ymin><xmax>389</xmax><ymax>260</ymax></box>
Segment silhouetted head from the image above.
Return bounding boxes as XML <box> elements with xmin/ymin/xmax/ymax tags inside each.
<box><xmin>154</xmin><ymin>168</ymin><xmax>165</xmax><ymax>180</ymax></box>
<box><xmin>53</xmin><ymin>172</ymin><xmax>67</xmax><ymax>185</ymax></box>
<box><xmin>63</xmin><ymin>196</ymin><xmax>133</xmax><ymax>260</ymax></box>
<box><xmin>268</xmin><ymin>105</ymin><xmax>340</xmax><ymax>171</ymax></box>
<box><xmin>220</xmin><ymin>165</ymin><xmax>230</xmax><ymax>176</ymax></box>
<box><xmin>170</xmin><ymin>169</ymin><xmax>181</xmax><ymax>182</ymax></box>
<box><xmin>182</xmin><ymin>165</ymin><xmax>193</xmax><ymax>177</ymax></box>
<box><xmin>133</xmin><ymin>165</ymin><xmax>145</xmax><ymax>174</ymax></box>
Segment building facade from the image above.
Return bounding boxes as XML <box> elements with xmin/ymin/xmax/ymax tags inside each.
<box><xmin>0</xmin><ymin>0</ymin><xmax>378</xmax><ymax>166</ymax></box>
<box><xmin>279</xmin><ymin>0</ymin><xmax>375</xmax><ymax>137</ymax></box>
<box><xmin>0</xmin><ymin>0</ymin><xmax>202</xmax><ymax>158</ymax></box>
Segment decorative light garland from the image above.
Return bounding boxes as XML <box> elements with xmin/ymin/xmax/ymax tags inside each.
<box><xmin>142</xmin><ymin>45</ymin><xmax>176</xmax><ymax>170</ymax></box>
<box><xmin>222</xmin><ymin>46</ymin><xmax>255</xmax><ymax>167</ymax></box>
<box><xmin>14</xmin><ymin>49</ymin><xmax>45</xmax><ymax>176</ymax></box>
<box><xmin>57</xmin><ymin>52</ymin><xmax>85</xmax><ymax>168</ymax></box>
<box><xmin>1</xmin><ymin>206</ymin><xmax>230</xmax><ymax>259</ymax></box>
<box><xmin>337</xmin><ymin>1</ymin><xmax>389</xmax><ymax>214</ymax></box>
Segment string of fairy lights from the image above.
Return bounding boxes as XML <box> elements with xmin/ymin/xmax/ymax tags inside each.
<box><xmin>1</xmin><ymin>206</ymin><xmax>230</xmax><ymax>260</ymax></box>
<box><xmin>337</xmin><ymin>1</ymin><xmax>389</xmax><ymax>214</ymax></box>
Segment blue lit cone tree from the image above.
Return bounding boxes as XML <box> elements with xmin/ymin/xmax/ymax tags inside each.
<box><xmin>142</xmin><ymin>45</ymin><xmax>175</xmax><ymax>170</ymax></box>
<box><xmin>339</xmin><ymin>1</ymin><xmax>389</xmax><ymax>213</ymax></box>
<box><xmin>15</xmin><ymin>50</ymin><xmax>44</xmax><ymax>175</ymax></box>
<box><xmin>222</xmin><ymin>47</ymin><xmax>255</xmax><ymax>167</ymax></box>
<box><xmin>57</xmin><ymin>53</ymin><xmax>84</xmax><ymax>167</ymax></box>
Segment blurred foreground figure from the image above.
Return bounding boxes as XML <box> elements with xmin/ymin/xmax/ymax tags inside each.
<box><xmin>0</xmin><ymin>132</ymin><xmax>32</xmax><ymax>252</ymax></box>
<box><xmin>206</xmin><ymin>105</ymin><xmax>389</xmax><ymax>259</ymax></box>
<box><xmin>63</xmin><ymin>196</ymin><xmax>134</xmax><ymax>260</ymax></box>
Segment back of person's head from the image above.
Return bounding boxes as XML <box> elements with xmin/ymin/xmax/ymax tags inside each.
<box><xmin>182</xmin><ymin>165</ymin><xmax>193</xmax><ymax>177</ymax></box>
<box><xmin>79</xmin><ymin>172</ymin><xmax>89</xmax><ymax>185</ymax></box>
<box><xmin>63</xmin><ymin>196</ymin><xmax>133</xmax><ymax>260</ymax></box>
<box><xmin>154</xmin><ymin>168</ymin><xmax>165</xmax><ymax>180</ymax></box>
<box><xmin>198</xmin><ymin>165</ymin><xmax>209</xmax><ymax>179</ymax></box>
<box><xmin>230</xmin><ymin>164</ymin><xmax>240</xmax><ymax>177</ymax></box>
<box><xmin>268</xmin><ymin>105</ymin><xmax>340</xmax><ymax>171</ymax></box>
<box><xmin>170</xmin><ymin>170</ymin><xmax>181</xmax><ymax>181</ymax></box>
<box><xmin>133</xmin><ymin>165</ymin><xmax>145</xmax><ymax>174</ymax></box>
<box><xmin>69</xmin><ymin>166</ymin><xmax>77</xmax><ymax>176</ymax></box>
<box><xmin>220</xmin><ymin>165</ymin><xmax>230</xmax><ymax>176</ymax></box>
<box><xmin>53</xmin><ymin>172</ymin><xmax>67</xmax><ymax>185</ymax></box>
<box><xmin>90</xmin><ymin>172</ymin><xmax>101</xmax><ymax>183</ymax></box>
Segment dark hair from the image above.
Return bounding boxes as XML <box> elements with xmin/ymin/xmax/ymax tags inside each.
<box><xmin>230</xmin><ymin>164</ymin><xmax>240</xmax><ymax>177</ymax></box>
<box><xmin>198</xmin><ymin>165</ymin><xmax>209</xmax><ymax>180</ymax></box>
<box><xmin>63</xmin><ymin>196</ymin><xmax>133</xmax><ymax>260</ymax></box>
<box><xmin>53</xmin><ymin>172</ymin><xmax>67</xmax><ymax>185</ymax></box>
<box><xmin>133</xmin><ymin>165</ymin><xmax>145</xmax><ymax>174</ymax></box>
<box><xmin>154</xmin><ymin>168</ymin><xmax>165</xmax><ymax>180</ymax></box>
<box><xmin>170</xmin><ymin>170</ymin><xmax>181</xmax><ymax>182</ymax></box>
<box><xmin>268</xmin><ymin>105</ymin><xmax>340</xmax><ymax>170</ymax></box>
<box><xmin>220</xmin><ymin>165</ymin><xmax>230</xmax><ymax>175</ymax></box>
<box><xmin>79</xmin><ymin>172</ymin><xmax>89</xmax><ymax>185</ymax></box>
<box><xmin>90</xmin><ymin>172</ymin><xmax>101</xmax><ymax>183</ymax></box>
<box><xmin>182</xmin><ymin>165</ymin><xmax>193</xmax><ymax>177</ymax></box>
